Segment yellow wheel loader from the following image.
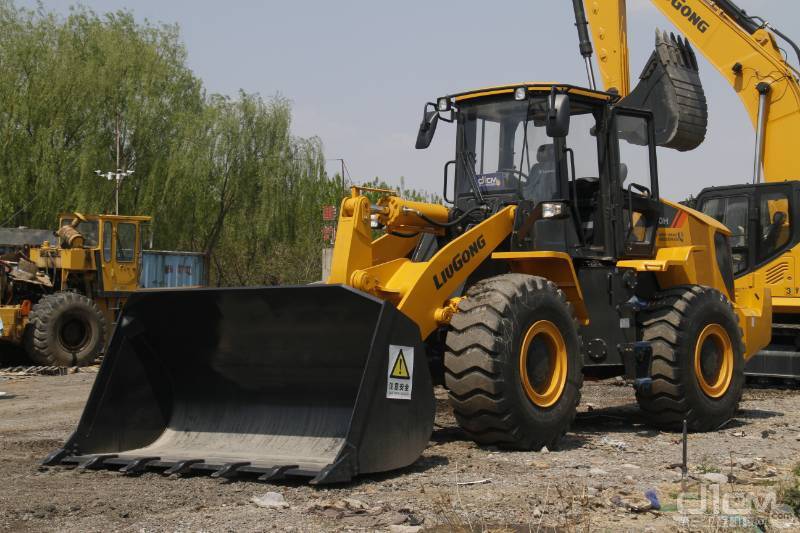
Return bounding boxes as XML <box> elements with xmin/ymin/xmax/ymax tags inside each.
<box><xmin>45</xmin><ymin>74</ymin><xmax>771</xmax><ymax>482</ymax></box>
<box><xmin>1</xmin><ymin>213</ymin><xmax>151</xmax><ymax>366</ymax></box>
<box><xmin>579</xmin><ymin>0</ymin><xmax>800</xmax><ymax>381</ymax></box>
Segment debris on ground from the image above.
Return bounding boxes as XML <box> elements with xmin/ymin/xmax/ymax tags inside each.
<box><xmin>456</xmin><ymin>478</ymin><xmax>491</xmax><ymax>486</ymax></box>
<box><xmin>701</xmin><ymin>472</ymin><xmax>729</xmax><ymax>484</ymax></box>
<box><xmin>644</xmin><ymin>489</ymin><xmax>661</xmax><ymax>510</ymax></box>
<box><xmin>610</xmin><ymin>494</ymin><xmax>654</xmax><ymax>513</ymax></box>
<box><xmin>250</xmin><ymin>492</ymin><xmax>289</xmax><ymax>509</ymax></box>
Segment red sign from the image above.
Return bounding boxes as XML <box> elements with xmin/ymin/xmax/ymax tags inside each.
<box><xmin>322</xmin><ymin>205</ymin><xmax>337</xmax><ymax>221</ymax></box>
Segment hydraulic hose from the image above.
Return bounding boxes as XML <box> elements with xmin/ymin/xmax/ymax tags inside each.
<box><xmin>411</xmin><ymin>205</ymin><xmax>487</xmax><ymax>229</ymax></box>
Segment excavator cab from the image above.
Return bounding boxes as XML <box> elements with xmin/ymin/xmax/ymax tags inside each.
<box><xmin>697</xmin><ymin>182</ymin><xmax>800</xmax><ymax>378</ymax></box>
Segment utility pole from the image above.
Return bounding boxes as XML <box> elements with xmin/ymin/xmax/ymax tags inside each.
<box><xmin>96</xmin><ymin>116</ymin><xmax>133</xmax><ymax>215</ymax></box>
<box><xmin>328</xmin><ymin>158</ymin><xmax>348</xmax><ymax>194</ymax></box>
<box><xmin>95</xmin><ymin>168</ymin><xmax>134</xmax><ymax>215</ymax></box>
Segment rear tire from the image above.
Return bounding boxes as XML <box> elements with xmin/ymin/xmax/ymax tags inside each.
<box><xmin>637</xmin><ymin>285</ymin><xmax>744</xmax><ymax>431</ymax></box>
<box><xmin>444</xmin><ymin>274</ymin><xmax>582</xmax><ymax>450</ymax></box>
<box><xmin>24</xmin><ymin>292</ymin><xmax>107</xmax><ymax>367</ymax></box>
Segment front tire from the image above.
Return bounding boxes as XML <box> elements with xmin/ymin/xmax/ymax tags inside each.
<box><xmin>637</xmin><ymin>285</ymin><xmax>744</xmax><ymax>431</ymax></box>
<box><xmin>444</xmin><ymin>274</ymin><xmax>583</xmax><ymax>450</ymax></box>
<box><xmin>24</xmin><ymin>292</ymin><xmax>108</xmax><ymax>367</ymax></box>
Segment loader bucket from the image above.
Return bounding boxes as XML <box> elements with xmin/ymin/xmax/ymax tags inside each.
<box><xmin>620</xmin><ymin>30</ymin><xmax>708</xmax><ymax>152</ymax></box>
<box><xmin>44</xmin><ymin>285</ymin><xmax>435</xmax><ymax>484</ymax></box>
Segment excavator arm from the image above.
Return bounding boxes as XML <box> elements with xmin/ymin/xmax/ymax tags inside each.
<box><xmin>583</xmin><ymin>0</ymin><xmax>800</xmax><ymax>181</ymax></box>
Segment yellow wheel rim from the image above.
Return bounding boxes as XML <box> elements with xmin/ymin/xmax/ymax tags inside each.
<box><xmin>519</xmin><ymin>320</ymin><xmax>568</xmax><ymax>408</ymax></box>
<box><xmin>694</xmin><ymin>324</ymin><xmax>734</xmax><ymax>399</ymax></box>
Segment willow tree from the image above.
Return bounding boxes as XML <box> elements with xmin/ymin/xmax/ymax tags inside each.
<box><xmin>0</xmin><ymin>2</ymin><xmax>342</xmax><ymax>285</ymax></box>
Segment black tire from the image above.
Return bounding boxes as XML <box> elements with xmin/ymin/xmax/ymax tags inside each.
<box><xmin>637</xmin><ymin>285</ymin><xmax>744</xmax><ymax>431</ymax></box>
<box><xmin>444</xmin><ymin>274</ymin><xmax>583</xmax><ymax>450</ymax></box>
<box><xmin>24</xmin><ymin>292</ymin><xmax>107</xmax><ymax>367</ymax></box>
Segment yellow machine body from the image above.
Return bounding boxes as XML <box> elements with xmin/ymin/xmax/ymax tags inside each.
<box><xmin>0</xmin><ymin>213</ymin><xmax>151</xmax><ymax>346</ymax></box>
<box><xmin>329</xmin><ymin>183</ymin><xmax>769</xmax><ymax>360</ymax></box>
<box><xmin>45</xmin><ymin>79</ymin><xmax>772</xmax><ymax>484</ymax></box>
<box><xmin>584</xmin><ymin>0</ymin><xmax>800</xmax><ymax>377</ymax></box>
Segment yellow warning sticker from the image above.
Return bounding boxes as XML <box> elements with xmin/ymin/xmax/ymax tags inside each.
<box><xmin>390</xmin><ymin>350</ymin><xmax>410</xmax><ymax>379</ymax></box>
<box><xmin>387</xmin><ymin>345</ymin><xmax>414</xmax><ymax>400</ymax></box>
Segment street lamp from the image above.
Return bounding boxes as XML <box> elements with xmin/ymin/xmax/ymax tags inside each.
<box><xmin>95</xmin><ymin>169</ymin><xmax>134</xmax><ymax>215</ymax></box>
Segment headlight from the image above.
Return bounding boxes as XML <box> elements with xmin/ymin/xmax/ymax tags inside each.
<box><xmin>541</xmin><ymin>202</ymin><xmax>565</xmax><ymax>219</ymax></box>
<box><xmin>514</xmin><ymin>87</ymin><xmax>528</xmax><ymax>101</ymax></box>
<box><xmin>437</xmin><ymin>97</ymin><xmax>451</xmax><ymax>112</ymax></box>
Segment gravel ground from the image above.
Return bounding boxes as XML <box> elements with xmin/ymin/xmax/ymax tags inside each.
<box><xmin>1</xmin><ymin>371</ymin><xmax>799</xmax><ymax>532</ymax></box>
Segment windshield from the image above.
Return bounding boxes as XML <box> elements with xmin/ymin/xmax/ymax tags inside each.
<box><xmin>456</xmin><ymin>96</ymin><xmax>556</xmax><ymax>202</ymax></box>
<box><xmin>59</xmin><ymin>218</ymin><xmax>99</xmax><ymax>248</ymax></box>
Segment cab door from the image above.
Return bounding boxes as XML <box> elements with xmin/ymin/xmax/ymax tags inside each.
<box><xmin>612</xmin><ymin>109</ymin><xmax>661</xmax><ymax>258</ymax></box>
<box><xmin>100</xmin><ymin>220</ymin><xmax>140</xmax><ymax>292</ymax></box>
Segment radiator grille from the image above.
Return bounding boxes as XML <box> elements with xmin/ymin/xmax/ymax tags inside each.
<box><xmin>765</xmin><ymin>262</ymin><xmax>790</xmax><ymax>285</ymax></box>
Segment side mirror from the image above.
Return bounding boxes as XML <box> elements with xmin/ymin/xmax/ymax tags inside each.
<box><xmin>415</xmin><ymin>109</ymin><xmax>439</xmax><ymax>149</ymax></box>
<box><xmin>546</xmin><ymin>92</ymin><xmax>571</xmax><ymax>137</ymax></box>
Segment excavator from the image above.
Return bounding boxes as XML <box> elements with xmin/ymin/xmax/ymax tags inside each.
<box><xmin>580</xmin><ymin>0</ymin><xmax>800</xmax><ymax>382</ymax></box>
<box><xmin>44</xmin><ymin>5</ymin><xmax>772</xmax><ymax>484</ymax></box>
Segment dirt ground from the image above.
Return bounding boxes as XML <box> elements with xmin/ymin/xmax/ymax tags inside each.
<box><xmin>1</xmin><ymin>370</ymin><xmax>799</xmax><ymax>532</ymax></box>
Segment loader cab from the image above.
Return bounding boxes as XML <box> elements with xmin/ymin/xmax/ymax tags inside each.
<box><xmin>439</xmin><ymin>84</ymin><xmax>660</xmax><ymax>260</ymax></box>
<box><xmin>697</xmin><ymin>182</ymin><xmax>800</xmax><ymax>281</ymax></box>
<box><xmin>58</xmin><ymin>214</ymin><xmax>151</xmax><ymax>294</ymax></box>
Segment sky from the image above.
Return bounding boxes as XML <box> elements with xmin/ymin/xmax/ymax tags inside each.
<box><xmin>25</xmin><ymin>0</ymin><xmax>800</xmax><ymax>201</ymax></box>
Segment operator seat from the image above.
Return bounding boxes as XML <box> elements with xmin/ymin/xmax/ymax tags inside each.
<box><xmin>527</xmin><ymin>144</ymin><xmax>557</xmax><ymax>203</ymax></box>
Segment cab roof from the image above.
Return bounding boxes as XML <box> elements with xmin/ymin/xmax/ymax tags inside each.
<box><xmin>450</xmin><ymin>83</ymin><xmax>618</xmax><ymax>103</ymax></box>
<box><xmin>58</xmin><ymin>213</ymin><xmax>152</xmax><ymax>223</ymax></box>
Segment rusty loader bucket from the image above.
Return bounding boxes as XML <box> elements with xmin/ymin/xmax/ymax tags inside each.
<box><xmin>44</xmin><ymin>285</ymin><xmax>435</xmax><ymax>484</ymax></box>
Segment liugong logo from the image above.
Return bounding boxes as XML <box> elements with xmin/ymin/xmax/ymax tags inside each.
<box><xmin>667</xmin><ymin>0</ymin><xmax>710</xmax><ymax>33</ymax></box>
<box><xmin>432</xmin><ymin>235</ymin><xmax>486</xmax><ymax>290</ymax></box>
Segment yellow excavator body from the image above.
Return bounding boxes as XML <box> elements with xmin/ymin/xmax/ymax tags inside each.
<box><xmin>582</xmin><ymin>0</ymin><xmax>800</xmax><ymax>379</ymax></box>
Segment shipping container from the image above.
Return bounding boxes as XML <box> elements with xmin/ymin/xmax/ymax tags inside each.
<box><xmin>140</xmin><ymin>250</ymin><xmax>207</xmax><ymax>289</ymax></box>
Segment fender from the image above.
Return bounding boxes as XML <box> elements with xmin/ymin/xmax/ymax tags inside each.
<box><xmin>491</xmin><ymin>251</ymin><xmax>590</xmax><ymax>326</ymax></box>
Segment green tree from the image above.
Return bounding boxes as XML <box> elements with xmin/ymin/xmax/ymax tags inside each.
<box><xmin>0</xmin><ymin>2</ymin><xmax>441</xmax><ymax>286</ymax></box>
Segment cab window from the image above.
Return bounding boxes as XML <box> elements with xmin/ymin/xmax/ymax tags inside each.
<box><xmin>103</xmin><ymin>221</ymin><xmax>113</xmax><ymax>262</ymax></box>
<box><xmin>60</xmin><ymin>219</ymin><xmax>99</xmax><ymax>248</ymax></box>
<box><xmin>701</xmin><ymin>196</ymin><xmax>749</xmax><ymax>274</ymax></box>
<box><xmin>617</xmin><ymin>114</ymin><xmax>657</xmax><ymax>247</ymax></box>
<box><xmin>456</xmin><ymin>97</ymin><xmax>555</xmax><ymax>202</ymax></box>
<box><xmin>565</xmin><ymin>111</ymin><xmax>602</xmax><ymax>245</ymax></box>
<box><xmin>116</xmin><ymin>223</ymin><xmax>136</xmax><ymax>262</ymax></box>
<box><xmin>758</xmin><ymin>192</ymin><xmax>791</xmax><ymax>262</ymax></box>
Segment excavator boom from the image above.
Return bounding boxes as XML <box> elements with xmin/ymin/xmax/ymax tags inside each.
<box><xmin>583</xmin><ymin>0</ymin><xmax>800</xmax><ymax>181</ymax></box>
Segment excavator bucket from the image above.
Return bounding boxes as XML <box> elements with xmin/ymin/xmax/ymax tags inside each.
<box><xmin>43</xmin><ymin>285</ymin><xmax>435</xmax><ymax>484</ymax></box>
<box><xmin>621</xmin><ymin>30</ymin><xmax>708</xmax><ymax>151</ymax></box>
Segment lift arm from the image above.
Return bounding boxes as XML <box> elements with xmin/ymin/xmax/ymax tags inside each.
<box><xmin>584</xmin><ymin>0</ymin><xmax>800</xmax><ymax>182</ymax></box>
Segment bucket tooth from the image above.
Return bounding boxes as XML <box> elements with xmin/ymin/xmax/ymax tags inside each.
<box><xmin>120</xmin><ymin>457</ymin><xmax>160</xmax><ymax>475</ymax></box>
<box><xmin>79</xmin><ymin>454</ymin><xmax>117</xmax><ymax>470</ymax></box>
<box><xmin>211</xmin><ymin>462</ymin><xmax>251</xmax><ymax>479</ymax></box>
<box><xmin>257</xmin><ymin>465</ymin><xmax>299</xmax><ymax>482</ymax></box>
<box><xmin>42</xmin><ymin>448</ymin><xmax>68</xmax><ymax>467</ymax></box>
<box><xmin>163</xmin><ymin>459</ymin><xmax>203</xmax><ymax>476</ymax></box>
